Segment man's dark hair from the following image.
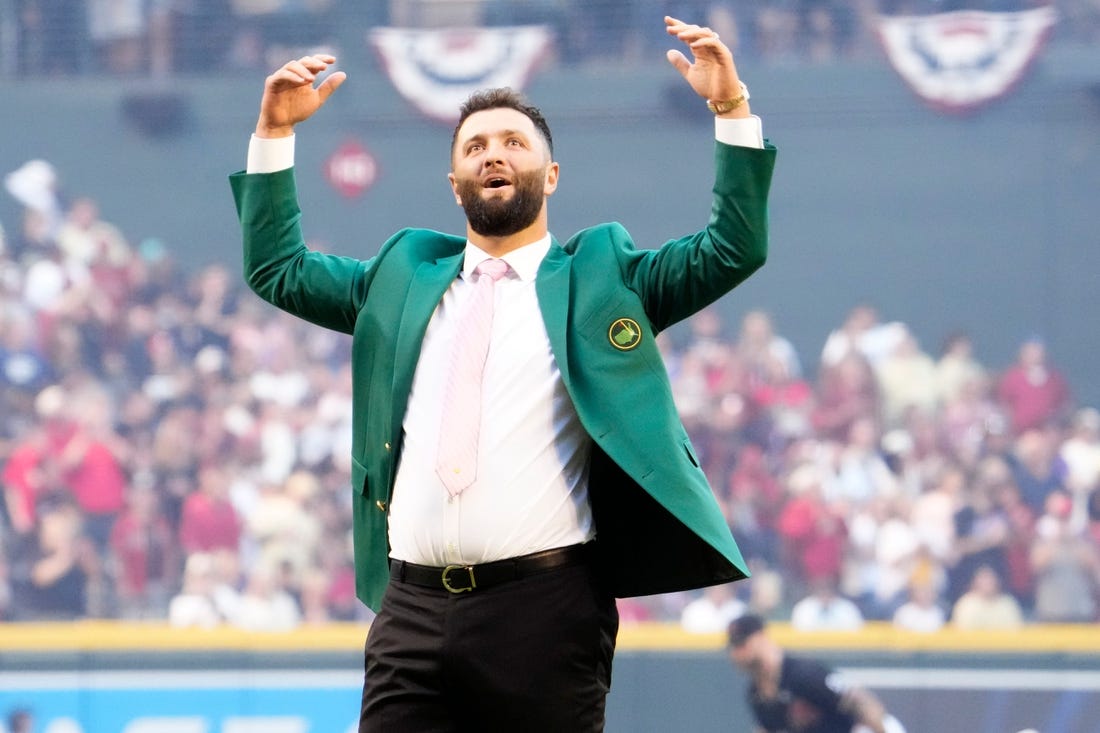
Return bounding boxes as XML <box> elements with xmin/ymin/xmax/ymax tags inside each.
<box><xmin>727</xmin><ymin>613</ymin><xmax>765</xmax><ymax>647</ymax></box>
<box><xmin>451</xmin><ymin>87</ymin><xmax>554</xmax><ymax>158</ymax></box>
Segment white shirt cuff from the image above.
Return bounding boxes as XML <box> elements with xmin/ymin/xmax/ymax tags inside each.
<box><xmin>247</xmin><ymin>134</ymin><xmax>296</xmax><ymax>173</ymax></box>
<box><xmin>715</xmin><ymin>115</ymin><xmax>764</xmax><ymax>149</ymax></box>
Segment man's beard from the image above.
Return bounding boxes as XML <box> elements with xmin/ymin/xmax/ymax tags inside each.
<box><xmin>455</xmin><ymin>168</ymin><xmax>545</xmax><ymax>238</ymax></box>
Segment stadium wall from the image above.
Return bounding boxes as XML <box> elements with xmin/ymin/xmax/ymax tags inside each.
<box><xmin>1</xmin><ymin>622</ymin><xmax>1098</xmax><ymax>732</ymax></box>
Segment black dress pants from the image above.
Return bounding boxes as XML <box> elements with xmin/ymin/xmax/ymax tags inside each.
<box><xmin>360</xmin><ymin>561</ymin><xmax>619</xmax><ymax>732</ymax></box>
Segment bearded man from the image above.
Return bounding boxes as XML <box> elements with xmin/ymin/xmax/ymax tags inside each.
<box><xmin>230</xmin><ymin>15</ymin><xmax>776</xmax><ymax>733</ymax></box>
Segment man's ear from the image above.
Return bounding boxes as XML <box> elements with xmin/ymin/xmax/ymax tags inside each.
<box><xmin>544</xmin><ymin>162</ymin><xmax>560</xmax><ymax>196</ymax></box>
<box><xmin>447</xmin><ymin>172</ymin><xmax>462</xmax><ymax>206</ymax></box>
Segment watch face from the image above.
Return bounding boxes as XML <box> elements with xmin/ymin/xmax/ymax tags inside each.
<box><xmin>708</xmin><ymin>97</ymin><xmax>741</xmax><ymax>114</ymax></box>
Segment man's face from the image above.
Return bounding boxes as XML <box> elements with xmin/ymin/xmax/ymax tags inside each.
<box><xmin>449</xmin><ymin>107</ymin><xmax>558</xmax><ymax>238</ymax></box>
<box><xmin>728</xmin><ymin>635</ymin><xmax>761</xmax><ymax>672</ymax></box>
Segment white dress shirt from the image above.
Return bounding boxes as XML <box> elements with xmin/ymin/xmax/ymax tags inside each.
<box><xmin>387</xmin><ymin>238</ymin><xmax>596</xmax><ymax>565</ymax></box>
<box><xmin>246</xmin><ymin>114</ymin><xmax>765</xmax><ymax>566</ymax></box>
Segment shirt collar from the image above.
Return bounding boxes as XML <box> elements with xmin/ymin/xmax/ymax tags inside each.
<box><xmin>462</xmin><ymin>234</ymin><xmax>552</xmax><ymax>283</ymax></box>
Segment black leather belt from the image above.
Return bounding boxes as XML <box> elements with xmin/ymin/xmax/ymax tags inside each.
<box><xmin>390</xmin><ymin>544</ymin><xmax>590</xmax><ymax>594</ymax></box>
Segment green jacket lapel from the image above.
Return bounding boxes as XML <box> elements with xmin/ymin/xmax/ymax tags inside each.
<box><xmin>391</xmin><ymin>253</ymin><xmax>463</xmax><ymax>435</ymax></box>
<box><xmin>535</xmin><ymin>240</ymin><xmax>573</xmax><ymax>387</ymax></box>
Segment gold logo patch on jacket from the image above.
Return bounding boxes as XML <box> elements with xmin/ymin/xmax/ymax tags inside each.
<box><xmin>608</xmin><ymin>318</ymin><xmax>642</xmax><ymax>350</ymax></box>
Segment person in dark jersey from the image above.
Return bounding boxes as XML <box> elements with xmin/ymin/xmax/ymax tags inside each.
<box><xmin>727</xmin><ymin>614</ymin><xmax>906</xmax><ymax>733</ymax></box>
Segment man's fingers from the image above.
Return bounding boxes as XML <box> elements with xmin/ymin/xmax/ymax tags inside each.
<box><xmin>296</xmin><ymin>54</ymin><xmax>336</xmax><ymax>74</ymax></box>
<box><xmin>665</xmin><ymin>16</ymin><xmax>716</xmax><ymax>41</ymax></box>
<box><xmin>278</xmin><ymin>54</ymin><xmax>336</xmax><ymax>80</ymax></box>
<box><xmin>284</xmin><ymin>59</ymin><xmax>316</xmax><ymax>82</ymax></box>
<box><xmin>268</xmin><ymin>55</ymin><xmax>343</xmax><ymax>91</ymax></box>
<box><xmin>316</xmin><ymin>71</ymin><xmax>347</xmax><ymax>103</ymax></box>
<box><xmin>666</xmin><ymin>49</ymin><xmax>690</xmax><ymax>76</ymax></box>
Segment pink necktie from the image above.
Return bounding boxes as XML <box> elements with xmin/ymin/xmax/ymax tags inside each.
<box><xmin>436</xmin><ymin>258</ymin><xmax>510</xmax><ymax>496</ymax></box>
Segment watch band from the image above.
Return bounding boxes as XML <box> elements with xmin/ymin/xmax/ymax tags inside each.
<box><xmin>706</xmin><ymin>81</ymin><xmax>750</xmax><ymax>115</ymax></box>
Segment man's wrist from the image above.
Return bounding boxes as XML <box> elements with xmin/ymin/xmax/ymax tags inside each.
<box><xmin>707</xmin><ymin>81</ymin><xmax>750</xmax><ymax>118</ymax></box>
<box><xmin>254</xmin><ymin>124</ymin><xmax>295</xmax><ymax>139</ymax></box>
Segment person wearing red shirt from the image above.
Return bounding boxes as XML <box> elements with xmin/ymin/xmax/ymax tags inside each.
<box><xmin>178</xmin><ymin>464</ymin><xmax>241</xmax><ymax>554</ymax></box>
<box><xmin>996</xmin><ymin>338</ymin><xmax>1070</xmax><ymax>435</ymax></box>
<box><xmin>109</xmin><ymin>485</ymin><xmax>179</xmax><ymax>618</ymax></box>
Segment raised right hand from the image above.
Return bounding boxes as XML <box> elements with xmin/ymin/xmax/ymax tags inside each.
<box><xmin>255</xmin><ymin>54</ymin><xmax>347</xmax><ymax>138</ymax></box>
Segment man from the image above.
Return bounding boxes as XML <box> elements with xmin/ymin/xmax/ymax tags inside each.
<box><xmin>727</xmin><ymin>614</ymin><xmax>906</xmax><ymax>733</ymax></box>
<box><xmin>230</xmin><ymin>15</ymin><xmax>776</xmax><ymax>732</ymax></box>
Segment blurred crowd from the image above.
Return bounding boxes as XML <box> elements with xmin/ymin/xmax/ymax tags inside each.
<box><xmin>8</xmin><ymin>0</ymin><xmax>1100</xmax><ymax>77</ymax></box>
<box><xmin>1</xmin><ymin>156</ymin><xmax>1098</xmax><ymax>635</ymax></box>
<box><xmin>639</xmin><ymin>304</ymin><xmax>1099</xmax><ymax>634</ymax></box>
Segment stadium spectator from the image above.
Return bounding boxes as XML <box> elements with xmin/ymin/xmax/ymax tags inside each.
<box><xmin>833</xmin><ymin>416</ymin><xmax>901</xmax><ymax>507</ymax></box>
<box><xmin>891</xmin><ymin>579</ymin><xmax>947</xmax><ymax>633</ymax></box>
<box><xmin>168</xmin><ymin>551</ymin><xmax>222</xmax><ymax>628</ymax></box>
<box><xmin>993</xmin><ymin>477</ymin><xmax>1038</xmax><ymax>611</ymax></box>
<box><xmin>1007</xmin><ymin>427</ymin><xmax>1068</xmax><ymax>515</ymax></box>
<box><xmin>1088</xmin><ymin>486</ymin><xmax>1100</xmax><ymax>546</ymax></box>
<box><xmin>246</xmin><ymin>470</ymin><xmax>323</xmax><ymax>586</ymax></box>
<box><xmin>950</xmin><ymin>563</ymin><xmax>1024</xmax><ymax>630</ymax></box>
<box><xmin>935</xmin><ymin>331</ymin><xmax>986</xmax><ymax>407</ymax></box>
<box><xmin>946</xmin><ymin>462</ymin><xmax>1011</xmax><ymax>604</ymax></box>
<box><xmin>178</xmin><ymin>463</ymin><xmax>241</xmax><ymax>555</ymax></box>
<box><xmin>939</xmin><ymin>368</ymin><xmax>1002</xmax><ymax>469</ymax></box>
<box><xmin>680</xmin><ymin>583</ymin><xmax>746</xmax><ymax>634</ymax></box>
<box><xmin>789</xmin><ymin>576</ymin><xmax>865</xmax><ymax>632</ymax></box>
<box><xmin>997</xmin><ymin>337</ymin><xmax>1071</xmax><ymax>435</ymax></box>
<box><xmin>747</xmin><ymin>351</ymin><xmax>816</xmax><ymax>450</ymax></box>
<box><xmin>811</xmin><ymin>351</ymin><xmax>879</xmax><ymax>443</ymax></box>
<box><xmin>724</xmin><ymin>443</ymin><xmax>784</xmax><ymax>565</ymax></box>
<box><xmin>908</xmin><ymin>462</ymin><xmax>963</xmax><ymax>565</ymax></box>
<box><xmin>58</xmin><ymin>384</ymin><xmax>130</xmax><ymax>551</ymax></box>
<box><xmin>1060</xmin><ymin>407</ymin><xmax>1100</xmax><ymax>525</ymax></box>
<box><xmin>776</xmin><ymin>464</ymin><xmax>847</xmax><ymax>598</ymax></box>
<box><xmin>8</xmin><ymin>501</ymin><xmax>97</xmax><ymax>620</ymax></box>
<box><xmin>820</xmin><ymin>304</ymin><xmax>906</xmax><ymax>369</ymax></box>
<box><xmin>1030</xmin><ymin>490</ymin><xmax>1100</xmax><ymax>623</ymax></box>
<box><xmin>736</xmin><ymin>309</ymin><xmax>802</xmax><ymax>382</ymax></box>
<box><xmin>1</xmin><ymin>423</ymin><xmax>49</xmax><ymax>540</ymax></box>
<box><xmin>0</xmin><ymin>552</ymin><xmax>11</xmax><ymax>620</ymax></box>
<box><xmin>230</xmin><ymin>564</ymin><xmax>301</xmax><ymax>633</ymax></box>
<box><xmin>0</xmin><ymin>305</ymin><xmax>55</xmax><ymax>415</ymax></box>
<box><xmin>865</xmin><ymin>498</ymin><xmax>922</xmax><ymax>620</ymax></box>
<box><xmin>875</xmin><ymin>328</ymin><xmax>938</xmax><ymax>429</ymax></box>
<box><xmin>108</xmin><ymin>484</ymin><xmax>178</xmax><ymax>619</ymax></box>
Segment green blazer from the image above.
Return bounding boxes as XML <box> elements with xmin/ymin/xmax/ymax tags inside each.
<box><xmin>231</xmin><ymin>140</ymin><xmax>776</xmax><ymax>611</ymax></box>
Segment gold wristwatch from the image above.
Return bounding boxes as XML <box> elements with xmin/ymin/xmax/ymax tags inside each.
<box><xmin>706</xmin><ymin>81</ymin><xmax>750</xmax><ymax>115</ymax></box>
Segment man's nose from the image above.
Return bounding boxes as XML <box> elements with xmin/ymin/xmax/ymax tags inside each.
<box><xmin>483</xmin><ymin>141</ymin><xmax>506</xmax><ymax>164</ymax></box>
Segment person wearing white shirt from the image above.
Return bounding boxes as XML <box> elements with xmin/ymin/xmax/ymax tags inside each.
<box><xmin>230</xmin><ymin>15</ymin><xmax>776</xmax><ymax>733</ymax></box>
